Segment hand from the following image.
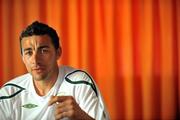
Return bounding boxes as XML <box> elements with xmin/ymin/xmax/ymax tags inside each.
<box><xmin>48</xmin><ymin>96</ymin><xmax>95</xmax><ymax>120</ymax></box>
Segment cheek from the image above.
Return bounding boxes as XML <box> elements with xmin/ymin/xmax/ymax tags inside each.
<box><xmin>23</xmin><ymin>57</ymin><xmax>31</xmax><ymax>68</ymax></box>
<box><xmin>47</xmin><ymin>57</ymin><xmax>56</xmax><ymax>65</ymax></box>
<box><xmin>46</xmin><ymin>54</ymin><xmax>58</xmax><ymax>62</ymax></box>
<box><xmin>45</xmin><ymin>56</ymin><xmax>58</xmax><ymax>67</ymax></box>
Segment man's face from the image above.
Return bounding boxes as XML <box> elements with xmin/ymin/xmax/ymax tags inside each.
<box><xmin>21</xmin><ymin>35</ymin><xmax>61</xmax><ymax>81</ymax></box>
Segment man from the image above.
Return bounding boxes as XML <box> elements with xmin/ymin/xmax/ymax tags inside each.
<box><xmin>0</xmin><ymin>21</ymin><xmax>109</xmax><ymax>120</ymax></box>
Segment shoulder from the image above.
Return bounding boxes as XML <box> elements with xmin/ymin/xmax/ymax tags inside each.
<box><xmin>60</xmin><ymin>66</ymin><xmax>98</xmax><ymax>96</ymax></box>
<box><xmin>65</xmin><ymin>69</ymin><xmax>93</xmax><ymax>83</ymax></box>
<box><xmin>60</xmin><ymin>65</ymin><xmax>94</xmax><ymax>83</ymax></box>
<box><xmin>6</xmin><ymin>73</ymin><xmax>31</xmax><ymax>84</ymax></box>
<box><xmin>0</xmin><ymin>73</ymin><xmax>30</xmax><ymax>100</ymax></box>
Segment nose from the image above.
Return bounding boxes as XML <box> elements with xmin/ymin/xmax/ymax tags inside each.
<box><xmin>30</xmin><ymin>52</ymin><xmax>40</xmax><ymax>65</ymax></box>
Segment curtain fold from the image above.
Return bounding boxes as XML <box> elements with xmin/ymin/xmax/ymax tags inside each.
<box><xmin>0</xmin><ymin>0</ymin><xmax>179</xmax><ymax>119</ymax></box>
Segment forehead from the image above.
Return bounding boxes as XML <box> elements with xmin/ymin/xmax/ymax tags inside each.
<box><xmin>21</xmin><ymin>35</ymin><xmax>53</xmax><ymax>47</ymax></box>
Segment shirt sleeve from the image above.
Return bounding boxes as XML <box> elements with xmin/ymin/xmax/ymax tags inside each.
<box><xmin>0</xmin><ymin>100</ymin><xmax>12</xmax><ymax>120</ymax></box>
<box><xmin>77</xmin><ymin>83</ymin><xmax>108</xmax><ymax>120</ymax></box>
<box><xmin>0</xmin><ymin>87</ymin><xmax>13</xmax><ymax>120</ymax></box>
<box><xmin>64</xmin><ymin>70</ymin><xmax>110</xmax><ymax>120</ymax></box>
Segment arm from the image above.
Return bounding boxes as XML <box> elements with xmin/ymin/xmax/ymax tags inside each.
<box><xmin>51</xmin><ymin>69</ymin><xmax>109</xmax><ymax>120</ymax></box>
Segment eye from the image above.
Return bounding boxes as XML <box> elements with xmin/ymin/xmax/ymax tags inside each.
<box><xmin>40</xmin><ymin>48</ymin><xmax>49</xmax><ymax>54</ymax></box>
<box><xmin>24</xmin><ymin>50</ymin><xmax>33</xmax><ymax>56</ymax></box>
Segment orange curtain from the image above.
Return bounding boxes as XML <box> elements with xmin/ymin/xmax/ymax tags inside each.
<box><xmin>0</xmin><ymin>0</ymin><xmax>179</xmax><ymax>119</ymax></box>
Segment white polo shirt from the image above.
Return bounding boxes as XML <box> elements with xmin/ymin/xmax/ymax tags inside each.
<box><xmin>0</xmin><ymin>66</ymin><xmax>109</xmax><ymax>120</ymax></box>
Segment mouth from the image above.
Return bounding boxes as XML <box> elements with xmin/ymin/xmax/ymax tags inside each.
<box><xmin>32</xmin><ymin>66</ymin><xmax>45</xmax><ymax>73</ymax></box>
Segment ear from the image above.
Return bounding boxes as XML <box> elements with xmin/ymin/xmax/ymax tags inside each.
<box><xmin>56</xmin><ymin>47</ymin><xmax>62</xmax><ymax>60</ymax></box>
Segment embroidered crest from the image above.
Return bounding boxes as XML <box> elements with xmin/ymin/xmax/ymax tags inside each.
<box><xmin>22</xmin><ymin>103</ymin><xmax>38</xmax><ymax>109</ymax></box>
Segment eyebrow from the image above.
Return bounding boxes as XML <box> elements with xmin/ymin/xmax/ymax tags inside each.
<box><xmin>23</xmin><ymin>48</ymin><xmax>32</xmax><ymax>52</ymax></box>
<box><xmin>23</xmin><ymin>45</ymin><xmax>50</xmax><ymax>52</ymax></box>
<box><xmin>38</xmin><ymin>45</ymin><xmax>50</xmax><ymax>49</ymax></box>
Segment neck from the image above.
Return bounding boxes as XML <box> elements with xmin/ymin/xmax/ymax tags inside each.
<box><xmin>33</xmin><ymin>67</ymin><xmax>59</xmax><ymax>96</ymax></box>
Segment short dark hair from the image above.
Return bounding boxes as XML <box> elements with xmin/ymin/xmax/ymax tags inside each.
<box><xmin>19</xmin><ymin>21</ymin><xmax>60</xmax><ymax>54</ymax></box>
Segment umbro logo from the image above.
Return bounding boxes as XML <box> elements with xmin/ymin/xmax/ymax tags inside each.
<box><xmin>22</xmin><ymin>103</ymin><xmax>38</xmax><ymax>109</ymax></box>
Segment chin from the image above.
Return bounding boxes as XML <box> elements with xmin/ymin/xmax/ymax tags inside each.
<box><xmin>33</xmin><ymin>74</ymin><xmax>48</xmax><ymax>81</ymax></box>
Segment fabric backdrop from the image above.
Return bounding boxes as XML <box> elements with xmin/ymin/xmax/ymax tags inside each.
<box><xmin>0</xmin><ymin>0</ymin><xmax>179</xmax><ymax>119</ymax></box>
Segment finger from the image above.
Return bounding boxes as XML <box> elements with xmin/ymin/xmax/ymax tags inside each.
<box><xmin>55</xmin><ymin>102</ymin><xmax>64</xmax><ymax>115</ymax></box>
<box><xmin>56</xmin><ymin>97</ymin><xmax>73</xmax><ymax>108</ymax></box>
<box><xmin>55</xmin><ymin>111</ymin><xmax>68</xmax><ymax>120</ymax></box>
<box><xmin>55</xmin><ymin>102</ymin><xmax>71</xmax><ymax>120</ymax></box>
<box><xmin>55</xmin><ymin>110</ymin><xmax>74</xmax><ymax>120</ymax></box>
<box><xmin>55</xmin><ymin>103</ymin><xmax>73</xmax><ymax>116</ymax></box>
<box><xmin>48</xmin><ymin>96</ymin><xmax>59</xmax><ymax>106</ymax></box>
<box><xmin>48</xmin><ymin>96</ymin><xmax>73</xmax><ymax>106</ymax></box>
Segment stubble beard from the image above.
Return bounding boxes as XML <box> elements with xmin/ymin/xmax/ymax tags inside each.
<box><xmin>31</xmin><ymin>70</ymin><xmax>50</xmax><ymax>81</ymax></box>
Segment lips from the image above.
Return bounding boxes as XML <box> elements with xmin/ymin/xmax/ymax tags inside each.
<box><xmin>32</xmin><ymin>66</ymin><xmax>45</xmax><ymax>73</ymax></box>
